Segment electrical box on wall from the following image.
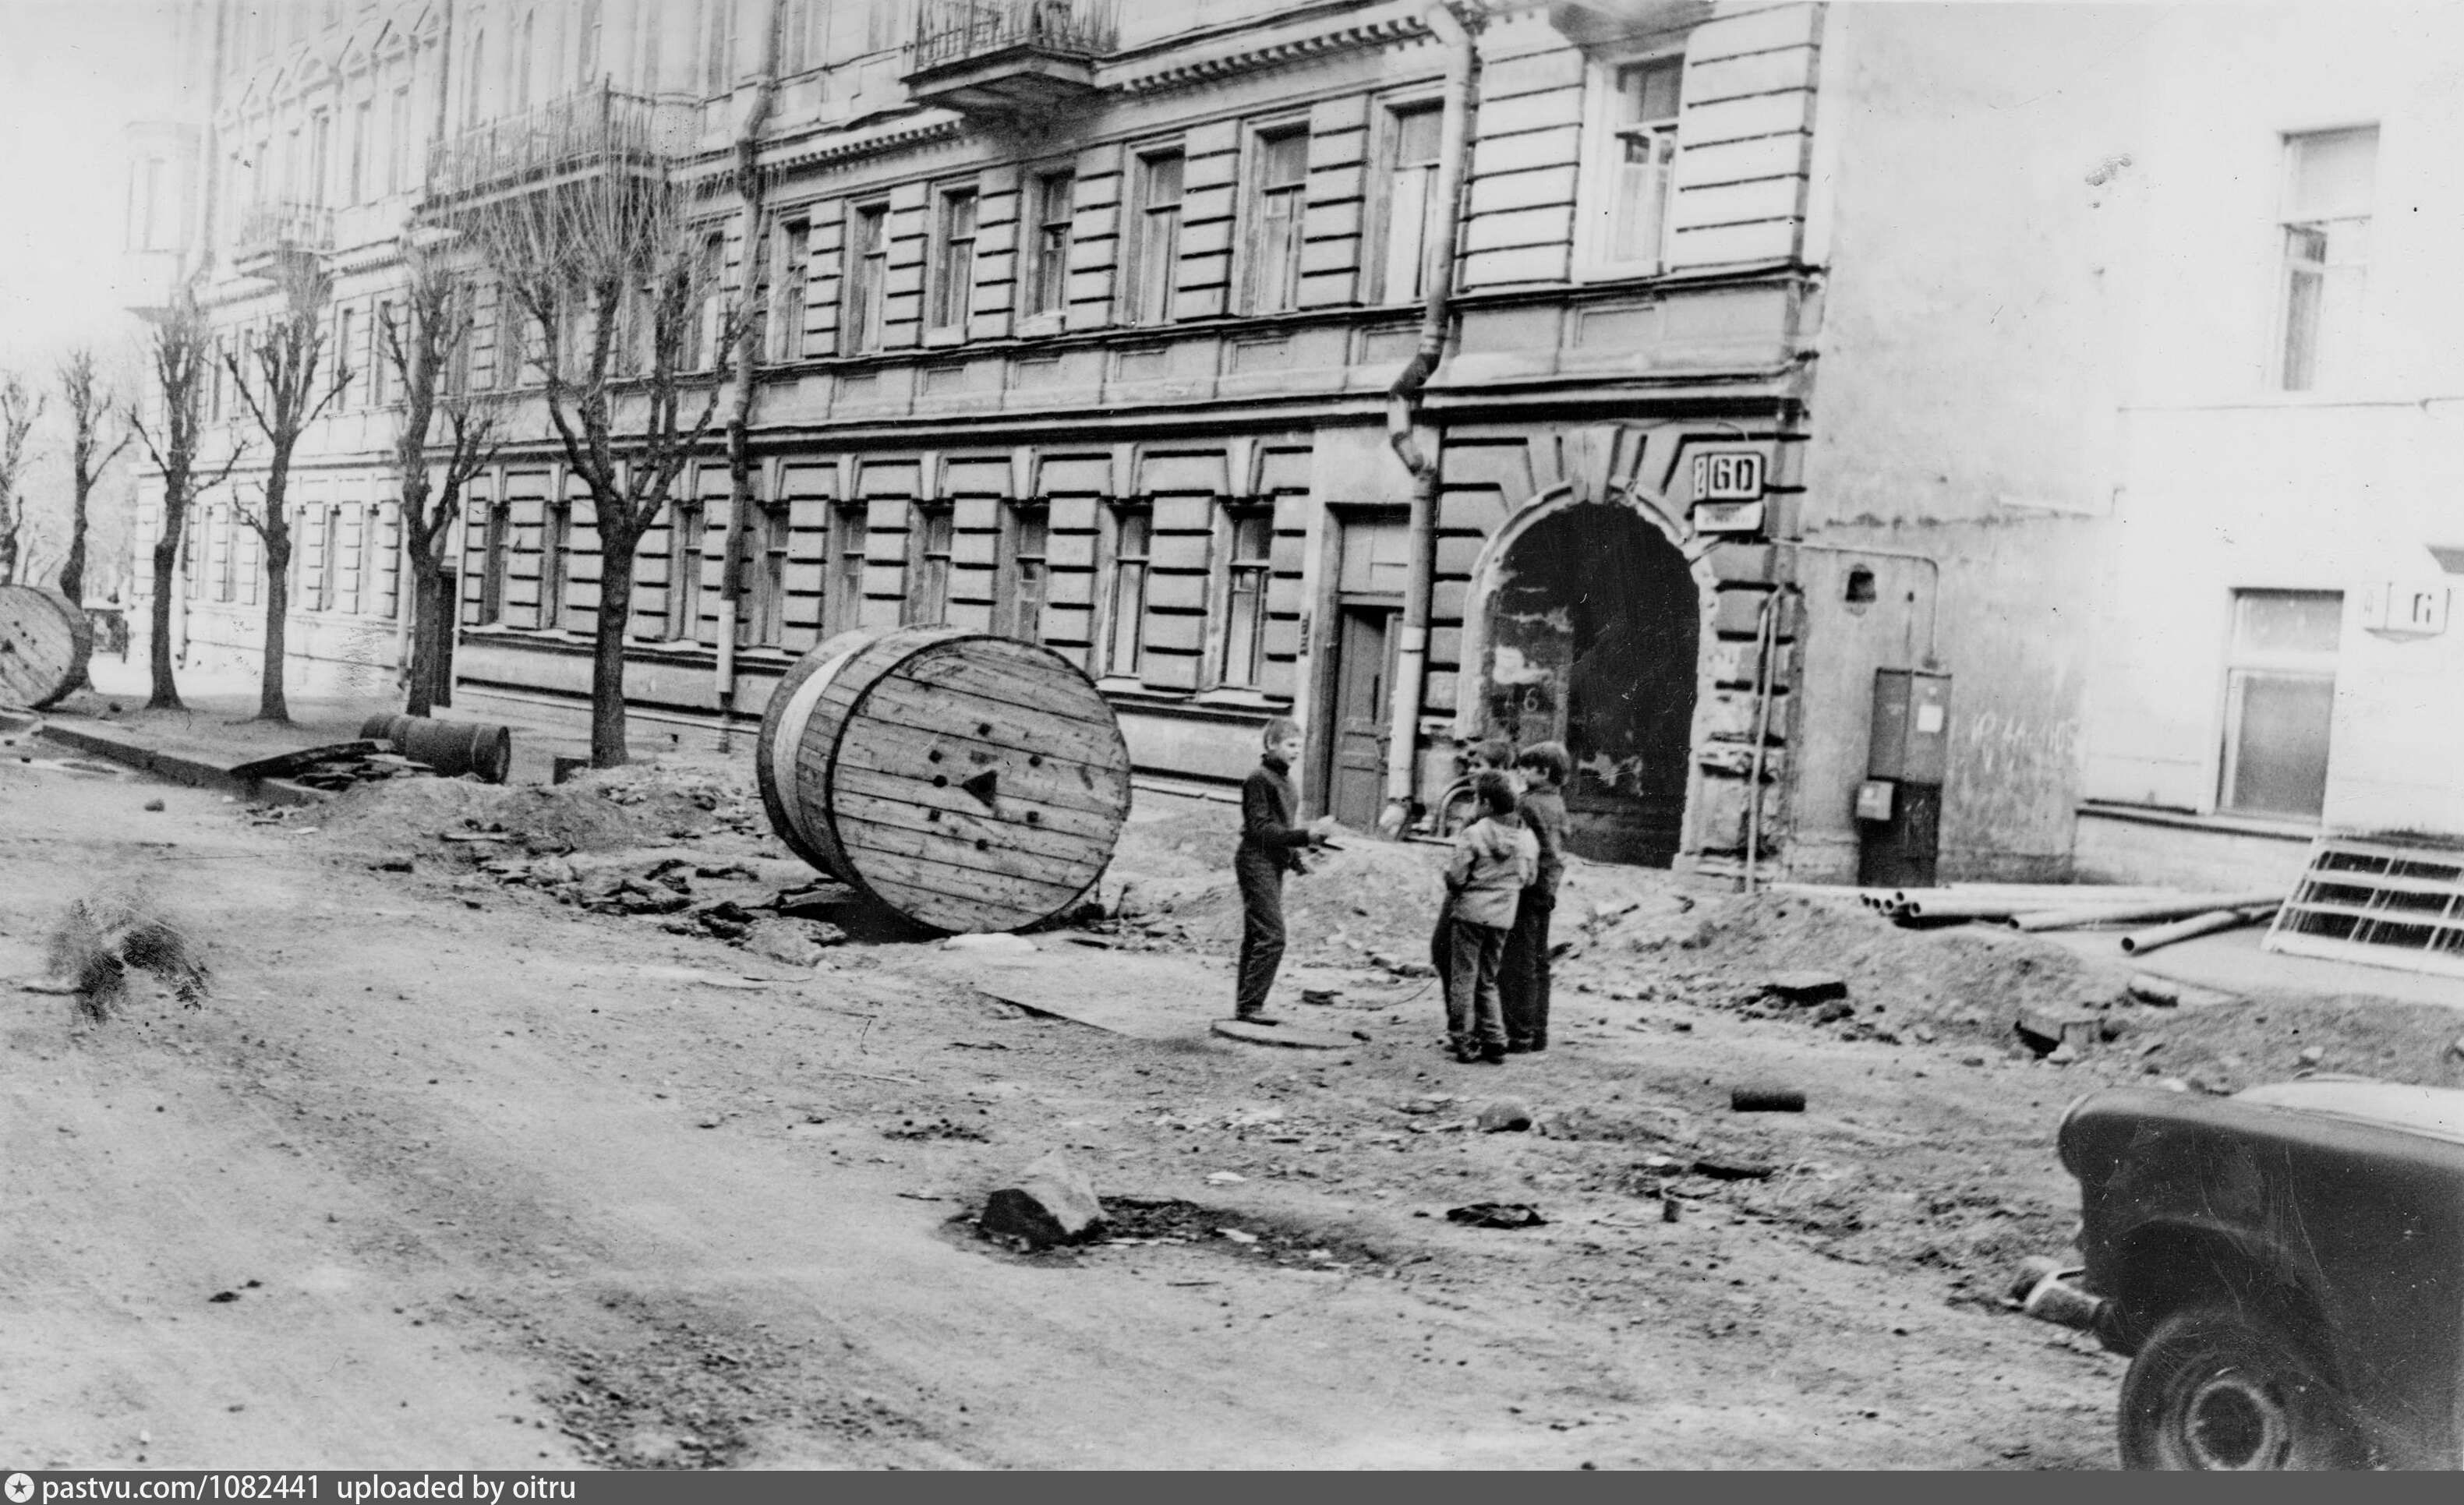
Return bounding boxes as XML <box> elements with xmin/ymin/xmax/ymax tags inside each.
<box><xmin>1868</xmin><ymin>669</ymin><xmax>1953</xmax><ymax>786</ymax></box>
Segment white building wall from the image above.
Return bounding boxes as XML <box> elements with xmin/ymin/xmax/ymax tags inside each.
<box><xmin>2082</xmin><ymin>4</ymin><xmax>2464</xmax><ymax>863</ymax></box>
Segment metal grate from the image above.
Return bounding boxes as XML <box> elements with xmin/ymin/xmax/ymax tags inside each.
<box><xmin>2264</xmin><ymin>836</ymin><xmax>2464</xmax><ymax>977</ymax></box>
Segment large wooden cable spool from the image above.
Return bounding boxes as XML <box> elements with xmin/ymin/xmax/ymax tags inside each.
<box><xmin>0</xmin><ymin>585</ymin><xmax>94</xmax><ymax>710</ymax></box>
<box><xmin>755</xmin><ymin>624</ymin><xmax>1134</xmax><ymax>934</ymax></box>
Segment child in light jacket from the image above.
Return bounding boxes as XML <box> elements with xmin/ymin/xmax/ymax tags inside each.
<box><xmin>1441</xmin><ymin>770</ymin><xmax>1539</xmax><ymax>1064</ymax></box>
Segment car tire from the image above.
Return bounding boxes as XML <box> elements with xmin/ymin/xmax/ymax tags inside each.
<box><xmin>2119</xmin><ymin>1302</ymin><xmax>2370</xmax><ymax>1470</ymax></box>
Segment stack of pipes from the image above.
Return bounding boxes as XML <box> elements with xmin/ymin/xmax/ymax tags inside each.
<box><xmin>1826</xmin><ymin>883</ymin><xmax>2286</xmax><ymax>956</ymax></box>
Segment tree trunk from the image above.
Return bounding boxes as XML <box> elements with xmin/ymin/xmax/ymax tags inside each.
<box><xmin>60</xmin><ymin>491</ymin><xmax>88</xmax><ymax>606</ymax></box>
<box><xmin>260</xmin><ymin>527</ymin><xmax>292</xmax><ymax>722</ymax></box>
<box><xmin>147</xmin><ymin>525</ymin><xmax>182</xmax><ymax>710</ymax></box>
<box><xmin>590</xmin><ymin>533</ymin><xmax>638</xmax><ymax>768</ymax></box>
<box><xmin>406</xmin><ymin>558</ymin><xmax>449</xmax><ymax>718</ymax></box>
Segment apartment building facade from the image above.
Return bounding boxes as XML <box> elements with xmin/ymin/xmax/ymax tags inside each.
<box><xmin>133</xmin><ymin>0</ymin><xmax>2220</xmax><ymax>886</ymax></box>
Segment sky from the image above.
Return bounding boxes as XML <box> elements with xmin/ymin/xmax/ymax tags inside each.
<box><xmin>0</xmin><ymin>0</ymin><xmax>185</xmax><ymax>369</ymax></box>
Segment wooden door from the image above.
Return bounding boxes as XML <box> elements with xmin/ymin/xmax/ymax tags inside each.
<box><xmin>1329</xmin><ymin>606</ymin><xmax>1395</xmax><ymax>829</ymax></box>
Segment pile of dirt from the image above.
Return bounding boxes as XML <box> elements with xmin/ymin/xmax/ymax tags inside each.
<box><xmin>1565</xmin><ymin>889</ymin><xmax>2113</xmax><ymax>1046</ymax></box>
<box><xmin>313</xmin><ymin>761</ymin><xmax>765</xmax><ymax>857</ymax></box>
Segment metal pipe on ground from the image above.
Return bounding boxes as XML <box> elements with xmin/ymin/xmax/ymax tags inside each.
<box><xmin>2007</xmin><ymin>890</ymin><xmax>2285</xmax><ymax>933</ymax></box>
<box><xmin>359</xmin><ymin>713</ymin><xmax>514</xmax><ymax>784</ymax></box>
<box><xmin>2119</xmin><ymin>905</ymin><xmax>2279</xmax><ymax>956</ymax></box>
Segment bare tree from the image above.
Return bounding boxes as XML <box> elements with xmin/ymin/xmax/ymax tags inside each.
<box><xmin>224</xmin><ymin>258</ymin><xmax>349</xmax><ymax>724</ymax></box>
<box><xmin>380</xmin><ymin>245</ymin><xmax>499</xmax><ymax>717</ymax></box>
<box><xmin>0</xmin><ymin>373</ymin><xmax>44</xmax><ymax>585</ymax></box>
<box><xmin>454</xmin><ymin>169</ymin><xmax>741</xmax><ymax>768</ymax></box>
<box><xmin>57</xmin><ymin>347</ymin><xmax>133</xmax><ymax>608</ymax></box>
<box><xmin>129</xmin><ymin>293</ymin><xmax>244</xmax><ymax>711</ymax></box>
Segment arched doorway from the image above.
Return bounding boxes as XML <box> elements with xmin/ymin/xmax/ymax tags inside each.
<box><xmin>1483</xmin><ymin>500</ymin><xmax>1699</xmax><ymax>866</ymax></box>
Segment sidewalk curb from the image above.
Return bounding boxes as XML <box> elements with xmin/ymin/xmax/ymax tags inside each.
<box><xmin>34</xmin><ymin>720</ymin><xmax>327</xmax><ymax>807</ymax></box>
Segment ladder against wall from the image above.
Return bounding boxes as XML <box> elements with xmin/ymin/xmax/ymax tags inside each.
<box><xmin>2265</xmin><ymin>835</ymin><xmax>2464</xmax><ymax>978</ymax></box>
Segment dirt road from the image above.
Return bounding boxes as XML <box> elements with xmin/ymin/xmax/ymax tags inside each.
<box><xmin>1</xmin><ymin>748</ymin><xmax>2133</xmax><ymax>1469</ymax></box>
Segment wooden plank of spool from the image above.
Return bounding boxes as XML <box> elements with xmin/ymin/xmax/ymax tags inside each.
<box><xmin>0</xmin><ymin>585</ymin><xmax>94</xmax><ymax>710</ymax></box>
<box><xmin>829</xmin><ymin>733</ymin><xmax>1126</xmax><ymax>821</ymax></box>
<box><xmin>755</xmin><ymin>624</ymin><xmax>1132</xmax><ymax>933</ymax></box>
<box><xmin>833</xmin><ymin>773</ymin><xmax>1128</xmax><ymax>852</ymax></box>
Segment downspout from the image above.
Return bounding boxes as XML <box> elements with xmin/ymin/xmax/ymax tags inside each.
<box><xmin>715</xmin><ymin>0</ymin><xmax>788</xmax><ymax>744</ymax></box>
<box><xmin>1377</xmin><ymin>0</ymin><xmax>1478</xmax><ymax>836</ymax></box>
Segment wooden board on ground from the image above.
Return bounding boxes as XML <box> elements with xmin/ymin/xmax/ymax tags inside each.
<box><xmin>917</xmin><ymin>944</ymin><xmax>1234</xmax><ymax>1042</ymax></box>
<box><xmin>1211</xmin><ymin>1018</ymin><xmax>1353</xmax><ymax>1051</ymax></box>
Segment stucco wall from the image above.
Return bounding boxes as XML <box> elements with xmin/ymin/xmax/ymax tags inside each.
<box><xmin>1791</xmin><ymin>4</ymin><xmax>2151</xmax><ymax>877</ymax></box>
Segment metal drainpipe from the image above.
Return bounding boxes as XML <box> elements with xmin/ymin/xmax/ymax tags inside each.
<box><xmin>715</xmin><ymin>0</ymin><xmax>789</xmax><ymax>746</ymax></box>
<box><xmin>1378</xmin><ymin>1</ymin><xmax>1479</xmax><ymax>836</ymax></box>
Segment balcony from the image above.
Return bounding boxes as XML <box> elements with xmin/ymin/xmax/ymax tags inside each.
<box><xmin>232</xmin><ymin>200</ymin><xmax>334</xmax><ymax>277</ymax></box>
<box><xmin>905</xmin><ymin>0</ymin><xmax>1117</xmax><ymax>119</ymax></box>
<box><xmin>420</xmin><ymin>83</ymin><xmax>697</xmax><ymax>212</ymax></box>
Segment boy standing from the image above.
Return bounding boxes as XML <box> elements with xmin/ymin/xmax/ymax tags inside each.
<box><xmin>1441</xmin><ymin>770</ymin><xmax>1538</xmax><ymax>1064</ymax></box>
<box><xmin>1501</xmin><ymin>740</ymin><xmax>1569</xmax><ymax>1053</ymax></box>
<box><xmin>1233</xmin><ymin>717</ymin><xmax>1336</xmax><ymax>1025</ymax></box>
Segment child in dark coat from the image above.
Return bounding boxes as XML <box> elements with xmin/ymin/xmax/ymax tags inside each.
<box><xmin>1501</xmin><ymin>740</ymin><xmax>1569</xmax><ymax>1053</ymax></box>
<box><xmin>1441</xmin><ymin>770</ymin><xmax>1538</xmax><ymax>1064</ymax></box>
<box><xmin>1232</xmin><ymin>716</ymin><xmax>1337</xmax><ymax>1024</ymax></box>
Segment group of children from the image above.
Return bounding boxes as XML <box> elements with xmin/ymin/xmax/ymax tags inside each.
<box><xmin>1232</xmin><ymin>719</ymin><xmax>1566</xmax><ymax>1068</ymax></box>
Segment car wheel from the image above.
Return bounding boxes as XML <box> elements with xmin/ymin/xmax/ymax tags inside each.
<box><xmin>2119</xmin><ymin>1303</ymin><xmax>2368</xmax><ymax>1470</ymax></box>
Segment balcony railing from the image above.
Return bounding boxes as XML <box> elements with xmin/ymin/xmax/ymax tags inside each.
<box><xmin>234</xmin><ymin>200</ymin><xmax>335</xmax><ymax>264</ymax></box>
<box><xmin>422</xmin><ymin>83</ymin><xmax>697</xmax><ymax>206</ymax></box>
<box><xmin>913</xmin><ymin>0</ymin><xmax>1118</xmax><ymax>72</ymax></box>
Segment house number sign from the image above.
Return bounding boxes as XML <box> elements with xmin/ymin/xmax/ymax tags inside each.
<box><xmin>1692</xmin><ymin>450</ymin><xmax>1766</xmax><ymax>502</ymax></box>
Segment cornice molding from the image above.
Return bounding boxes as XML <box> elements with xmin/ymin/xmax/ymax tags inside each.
<box><xmin>1101</xmin><ymin>4</ymin><xmax>1434</xmax><ymax>97</ymax></box>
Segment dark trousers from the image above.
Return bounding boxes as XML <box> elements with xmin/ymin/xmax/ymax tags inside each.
<box><xmin>1233</xmin><ymin>847</ymin><xmax>1285</xmax><ymax>1017</ymax></box>
<box><xmin>1444</xmin><ymin>918</ymin><xmax>1510</xmax><ymax>1052</ymax></box>
<box><xmin>1501</xmin><ymin>886</ymin><xmax>1555</xmax><ymax>1047</ymax></box>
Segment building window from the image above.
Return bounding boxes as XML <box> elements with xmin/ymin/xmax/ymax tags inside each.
<box><xmin>479</xmin><ymin>499</ymin><xmax>511</xmax><ymax>624</ymax></box>
<box><xmin>928</xmin><ymin>186</ymin><xmax>978</xmax><ymax>334</ymax></box>
<box><xmin>1246</xmin><ymin>127</ymin><xmax>1309</xmax><ymax>314</ymax></box>
<box><xmin>668</xmin><ymin>501</ymin><xmax>705</xmax><ymax>640</ymax></box>
<box><xmin>1586</xmin><ymin>54</ymin><xmax>1683</xmax><ymax>274</ymax></box>
<box><xmin>1379</xmin><ymin>104</ymin><xmax>1444</xmax><ymax>303</ymax></box>
<box><xmin>750</xmin><ymin>499</ymin><xmax>790</xmax><ymax>647</ymax></box>
<box><xmin>320</xmin><ymin>504</ymin><xmax>345</xmax><ymax>611</ymax></box>
<box><xmin>2277</xmin><ymin>127</ymin><xmax>2377</xmax><ymax>392</ymax></box>
<box><xmin>370</xmin><ymin>300</ymin><xmax>394</xmax><ymax>405</ymax></box>
<box><xmin>348</xmin><ymin>99</ymin><xmax>371</xmax><ymax>203</ymax></box>
<box><xmin>387</xmin><ymin>85</ymin><xmax>412</xmax><ymax>196</ymax></box>
<box><xmin>2220</xmin><ymin>589</ymin><xmax>2342</xmax><ymax>819</ymax></box>
<box><xmin>463</xmin><ymin>30</ymin><xmax>487</xmax><ymax>129</ymax></box>
<box><xmin>776</xmin><ymin>218</ymin><xmax>808</xmax><ymax>360</ymax></box>
<box><xmin>1128</xmin><ymin>150</ymin><xmax>1183</xmax><ymax>325</ymax></box>
<box><xmin>904</xmin><ymin>504</ymin><xmax>954</xmax><ymax>625</ymax></box>
<box><xmin>214</xmin><ymin>507</ymin><xmax>236</xmax><ymax>602</ymax></box>
<box><xmin>1023</xmin><ymin>171</ymin><xmax>1073</xmax><ymax>320</ymax></box>
<box><xmin>687</xmin><ymin>232</ymin><xmax>724</xmax><ymax>370</ymax></box>
<box><xmin>843</xmin><ymin>202</ymin><xmax>888</xmax><ymax>353</ymax></box>
<box><xmin>1215</xmin><ymin>506</ymin><xmax>1272</xmax><ymax>689</ymax></box>
<box><xmin>1000</xmin><ymin>503</ymin><xmax>1049</xmax><ymax>641</ymax></box>
<box><xmin>514</xmin><ymin>9</ymin><xmax>537</xmax><ymax>112</ymax></box>
<box><xmin>704</xmin><ymin>0</ymin><xmax>737</xmax><ymax>95</ymax></box>
<box><xmin>309</xmin><ymin>111</ymin><xmax>333</xmax><ymax>207</ymax></box>
<box><xmin>1104</xmin><ymin>503</ymin><xmax>1151</xmax><ymax>678</ymax></box>
<box><xmin>864</xmin><ymin>0</ymin><xmax>910</xmax><ymax>54</ymax></box>
<box><xmin>540</xmin><ymin>497</ymin><xmax>571</xmax><ymax>629</ymax></box>
<box><xmin>828</xmin><ymin>501</ymin><xmax>868</xmax><ymax>634</ymax></box>
<box><xmin>576</xmin><ymin>0</ymin><xmax>603</xmax><ymax>85</ymax></box>
<box><xmin>336</xmin><ymin>306</ymin><xmax>359</xmax><ymax>408</ymax></box>
<box><xmin>362</xmin><ymin>502</ymin><xmax>386</xmax><ymax>616</ymax></box>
